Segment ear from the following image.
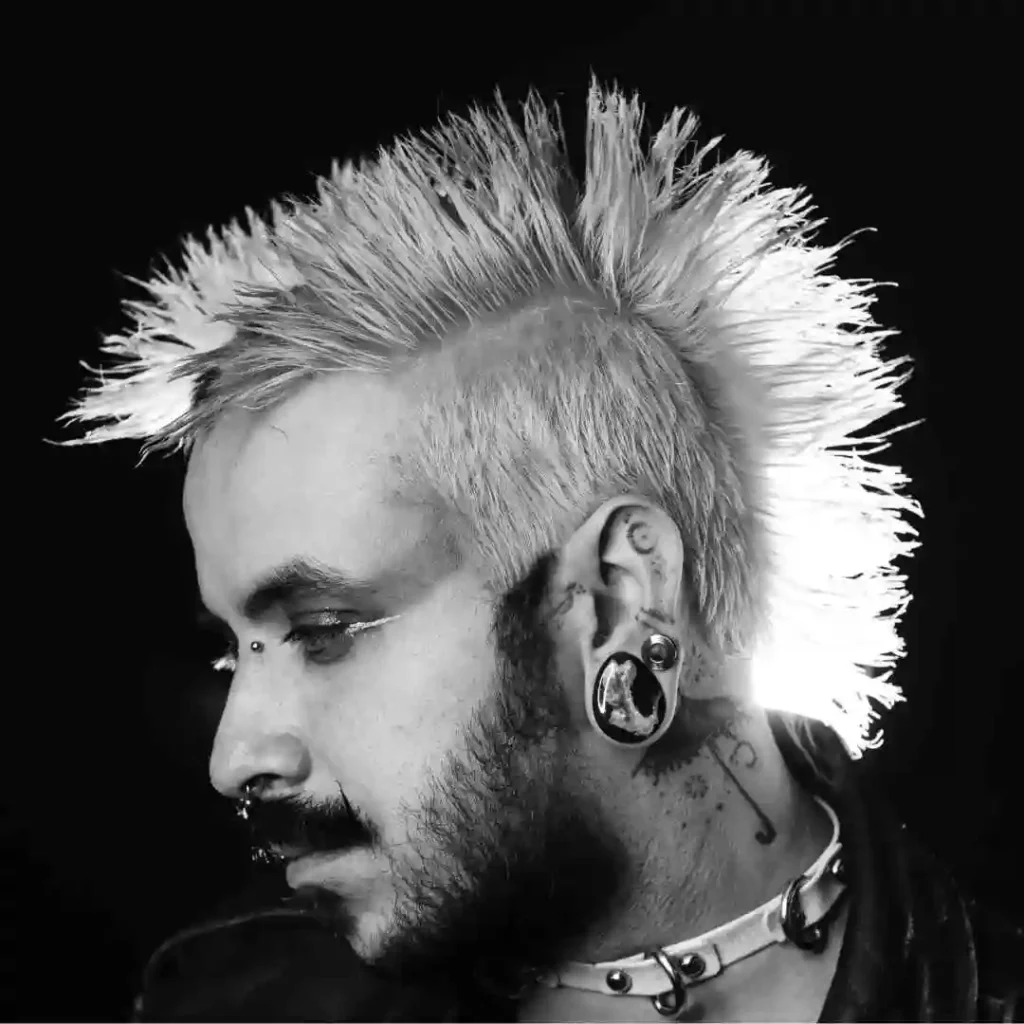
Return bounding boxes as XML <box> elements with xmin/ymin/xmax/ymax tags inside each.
<box><xmin>551</xmin><ymin>495</ymin><xmax>688</xmax><ymax>752</ymax></box>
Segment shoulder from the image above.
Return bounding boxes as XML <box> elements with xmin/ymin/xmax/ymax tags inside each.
<box><xmin>899</xmin><ymin>824</ymin><xmax>1022</xmax><ymax>1021</ymax></box>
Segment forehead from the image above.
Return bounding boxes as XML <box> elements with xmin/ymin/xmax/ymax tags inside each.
<box><xmin>183</xmin><ymin>372</ymin><xmax>445</xmax><ymax>607</ymax></box>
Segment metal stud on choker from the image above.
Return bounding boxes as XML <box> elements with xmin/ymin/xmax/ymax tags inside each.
<box><xmin>605</xmin><ymin>968</ymin><xmax>632</xmax><ymax>994</ymax></box>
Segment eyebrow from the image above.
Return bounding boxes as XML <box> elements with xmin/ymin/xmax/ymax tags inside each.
<box><xmin>195</xmin><ymin>556</ymin><xmax>378</xmax><ymax>631</ymax></box>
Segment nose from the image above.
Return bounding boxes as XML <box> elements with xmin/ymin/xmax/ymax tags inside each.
<box><xmin>209</xmin><ymin>675</ymin><xmax>313</xmax><ymax>799</ymax></box>
<box><xmin>210</xmin><ymin>729</ymin><xmax>313</xmax><ymax>799</ymax></box>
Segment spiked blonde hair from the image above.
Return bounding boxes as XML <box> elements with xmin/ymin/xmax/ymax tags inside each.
<box><xmin>57</xmin><ymin>79</ymin><xmax>922</xmax><ymax>756</ymax></box>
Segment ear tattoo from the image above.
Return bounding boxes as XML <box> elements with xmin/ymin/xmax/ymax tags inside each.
<box><xmin>592</xmin><ymin>633</ymin><xmax>680</xmax><ymax>747</ymax></box>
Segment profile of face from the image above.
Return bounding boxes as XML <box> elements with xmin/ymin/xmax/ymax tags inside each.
<box><xmin>183</xmin><ymin>371</ymin><xmax>633</xmax><ymax>1003</ymax></box>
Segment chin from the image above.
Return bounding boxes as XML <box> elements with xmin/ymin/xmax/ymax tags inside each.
<box><xmin>348</xmin><ymin>905</ymin><xmax>399</xmax><ymax>960</ymax></box>
<box><xmin>285</xmin><ymin>848</ymin><xmax>400</xmax><ymax>958</ymax></box>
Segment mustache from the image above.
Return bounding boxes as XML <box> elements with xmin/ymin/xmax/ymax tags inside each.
<box><xmin>240</xmin><ymin>790</ymin><xmax>377</xmax><ymax>855</ymax></box>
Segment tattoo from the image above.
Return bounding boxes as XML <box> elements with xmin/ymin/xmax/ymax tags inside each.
<box><xmin>720</xmin><ymin>709</ymin><xmax>753</xmax><ymax>738</ymax></box>
<box><xmin>631</xmin><ymin>695</ymin><xmax>737</xmax><ymax>782</ymax></box>
<box><xmin>686</xmin><ymin>647</ymin><xmax>716</xmax><ymax>694</ymax></box>
<box><xmin>550</xmin><ymin>582</ymin><xmax>586</xmax><ymax>621</ymax></box>
<box><xmin>706</xmin><ymin>739</ymin><xmax>777</xmax><ymax>845</ymax></box>
<box><xmin>683</xmin><ymin>774</ymin><xmax>709</xmax><ymax>800</ymax></box>
<box><xmin>626</xmin><ymin>520</ymin><xmax>656</xmax><ymax>555</ymax></box>
<box><xmin>638</xmin><ymin>607</ymin><xmax>673</xmax><ymax>627</ymax></box>
<box><xmin>728</xmin><ymin>739</ymin><xmax>758</xmax><ymax>770</ymax></box>
<box><xmin>648</xmin><ymin>549</ymin><xmax>665</xmax><ymax>577</ymax></box>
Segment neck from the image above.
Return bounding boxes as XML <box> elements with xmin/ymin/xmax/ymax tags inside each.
<box><xmin>518</xmin><ymin>706</ymin><xmax>846</xmax><ymax>1022</ymax></box>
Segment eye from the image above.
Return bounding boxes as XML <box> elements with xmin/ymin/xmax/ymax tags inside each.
<box><xmin>282</xmin><ymin>622</ymin><xmax>357</xmax><ymax>664</ymax></box>
<box><xmin>210</xmin><ymin>614</ymin><xmax>399</xmax><ymax>673</ymax></box>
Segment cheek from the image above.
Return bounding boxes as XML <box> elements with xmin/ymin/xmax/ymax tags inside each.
<box><xmin>306</xmin><ymin>594</ymin><xmax>496</xmax><ymax>831</ymax></box>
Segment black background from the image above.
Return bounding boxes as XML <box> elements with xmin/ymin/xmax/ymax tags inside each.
<box><xmin>8</xmin><ymin>4</ymin><xmax>1021</xmax><ymax>1020</ymax></box>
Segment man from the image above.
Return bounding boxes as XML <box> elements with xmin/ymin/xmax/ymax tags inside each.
<box><xmin>56</xmin><ymin>81</ymin><xmax>1020</xmax><ymax>1021</ymax></box>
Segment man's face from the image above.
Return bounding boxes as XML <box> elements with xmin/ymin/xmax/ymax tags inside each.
<box><xmin>183</xmin><ymin>372</ymin><xmax>629</xmax><ymax>997</ymax></box>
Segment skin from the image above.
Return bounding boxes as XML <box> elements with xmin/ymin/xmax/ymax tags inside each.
<box><xmin>184</xmin><ymin>369</ymin><xmax>847</xmax><ymax>1022</ymax></box>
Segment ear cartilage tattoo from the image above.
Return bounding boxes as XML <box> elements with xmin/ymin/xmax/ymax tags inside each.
<box><xmin>626</xmin><ymin>520</ymin><xmax>656</xmax><ymax>554</ymax></box>
<box><xmin>639</xmin><ymin>606</ymin><xmax>673</xmax><ymax>627</ymax></box>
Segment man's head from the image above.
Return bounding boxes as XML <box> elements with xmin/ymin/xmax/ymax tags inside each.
<box><xmin>60</xmin><ymin>77</ymin><xmax>921</xmax><ymax>1000</ymax></box>
<box><xmin>59</xmin><ymin>82</ymin><xmax>918</xmax><ymax>752</ymax></box>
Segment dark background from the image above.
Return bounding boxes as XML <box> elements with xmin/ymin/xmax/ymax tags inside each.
<box><xmin>8</xmin><ymin>5</ymin><xmax>1020</xmax><ymax>1020</ymax></box>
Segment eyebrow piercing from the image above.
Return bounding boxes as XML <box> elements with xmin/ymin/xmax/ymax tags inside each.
<box><xmin>250</xmin><ymin>640</ymin><xmax>265</xmax><ymax>653</ymax></box>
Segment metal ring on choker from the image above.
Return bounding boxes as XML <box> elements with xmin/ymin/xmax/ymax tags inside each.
<box><xmin>648</xmin><ymin>948</ymin><xmax>687</xmax><ymax>1018</ymax></box>
<box><xmin>780</xmin><ymin>876</ymin><xmax>828</xmax><ymax>953</ymax></box>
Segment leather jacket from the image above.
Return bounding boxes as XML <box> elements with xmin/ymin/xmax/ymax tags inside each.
<box><xmin>133</xmin><ymin>716</ymin><xmax>1022</xmax><ymax>1022</ymax></box>
<box><xmin>774</xmin><ymin>715</ymin><xmax>1022</xmax><ymax>1022</ymax></box>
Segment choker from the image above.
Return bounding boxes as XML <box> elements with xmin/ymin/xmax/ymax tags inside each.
<box><xmin>538</xmin><ymin>796</ymin><xmax>847</xmax><ymax>1017</ymax></box>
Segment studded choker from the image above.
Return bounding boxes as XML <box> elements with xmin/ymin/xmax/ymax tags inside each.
<box><xmin>537</xmin><ymin>796</ymin><xmax>847</xmax><ymax>1017</ymax></box>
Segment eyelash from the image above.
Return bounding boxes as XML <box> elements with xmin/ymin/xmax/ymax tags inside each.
<box><xmin>211</xmin><ymin>615</ymin><xmax>398</xmax><ymax>673</ymax></box>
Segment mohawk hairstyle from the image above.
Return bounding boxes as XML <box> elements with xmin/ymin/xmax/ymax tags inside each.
<box><xmin>56</xmin><ymin>78</ymin><xmax>922</xmax><ymax>756</ymax></box>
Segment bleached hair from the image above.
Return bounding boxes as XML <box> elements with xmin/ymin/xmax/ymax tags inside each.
<box><xmin>56</xmin><ymin>78</ymin><xmax>922</xmax><ymax>756</ymax></box>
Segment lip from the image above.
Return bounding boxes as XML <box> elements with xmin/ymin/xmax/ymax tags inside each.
<box><xmin>284</xmin><ymin>849</ymin><xmax>341</xmax><ymax>866</ymax></box>
<box><xmin>284</xmin><ymin>849</ymin><xmax>349</xmax><ymax>887</ymax></box>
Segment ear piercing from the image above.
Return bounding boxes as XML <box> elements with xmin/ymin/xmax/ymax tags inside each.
<box><xmin>641</xmin><ymin>634</ymin><xmax>678</xmax><ymax>671</ymax></box>
<box><xmin>591</xmin><ymin>634</ymin><xmax>680</xmax><ymax>746</ymax></box>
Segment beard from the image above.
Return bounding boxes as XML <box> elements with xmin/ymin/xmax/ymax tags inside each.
<box><xmin>363</xmin><ymin>553</ymin><xmax>634</xmax><ymax>1010</ymax></box>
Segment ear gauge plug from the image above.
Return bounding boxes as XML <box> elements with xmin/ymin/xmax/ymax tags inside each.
<box><xmin>590</xmin><ymin>634</ymin><xmax>681</xmax><ymax>747</ymax></box>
